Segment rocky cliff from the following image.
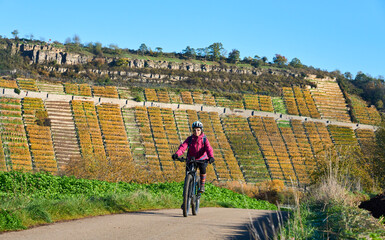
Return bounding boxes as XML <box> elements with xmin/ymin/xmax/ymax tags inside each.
<box><xmin>11</xmin><ymin>43</ymin><xmax>91</xmax><ymax>65</ymax></box>
<box><xmin>9</xmin><ymin>43</ymin><xmax>299</xmax><ymax>78</ymax></box>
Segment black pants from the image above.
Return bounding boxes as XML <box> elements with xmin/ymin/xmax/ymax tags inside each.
<box><xmin>197</xmin><ymin>161</ymin><xmax>208</xmax><ymax>174</ymax></box>
<box><xmin>186</xmin><ymin>161</ymin><xmax>208</xmax><ymax>174</ymax></box>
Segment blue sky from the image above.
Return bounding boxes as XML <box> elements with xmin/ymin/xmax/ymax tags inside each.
<box><xmin>1</xmin><ymin>0</ymin><xmax>384</xmax><ymax>78</ymax></box>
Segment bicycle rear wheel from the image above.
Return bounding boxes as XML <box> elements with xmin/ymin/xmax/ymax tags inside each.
<box><xmin>192</xmin><ymin>175</ymin><xmax>200</xmax><ymax>216</ymax></box>
<box><xmin>183</xmin><ymin>174</ymin><xmax>193</xmax><ymax>217</ymax></box>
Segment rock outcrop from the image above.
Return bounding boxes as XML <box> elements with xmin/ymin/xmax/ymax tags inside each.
<box><xmin>9</xmin><ymin>43</ymin><xmax>300</xmax><ymax>78</ymax></box>
<box><xmin>11</xmin><ymin>43</ymin><xmax>92</xmax><ymax>65</ymax></box>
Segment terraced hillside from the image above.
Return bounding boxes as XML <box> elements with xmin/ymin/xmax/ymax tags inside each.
<box><xmin>307</xmin><ymin>76</ymin><xmax>351</xmax><ymax>122</ymax></box>
<box><xmin>46</xmin><ymin>100</ymin><xmax>81</xmax><ymax>169</ymax></box>
<box><xmin>349</xmin><ymin>94</ymin><xmax>382</xmax><ymax>125</ymax></box>
<box><xmin>22</xmin><ymin>97</ymin><xmax>57</xmax><ymax>173</ymax></box>
<box><xmin>0</xmin><ymin>98</ymin><xmax>32</xmax><ymax>171</ymax></box>
<box><xmin>0</xmin><ymin>76</ymin><xmax>381</xmax><ymax>186</ymax></box>
<box><xmin>0</xmin><ymin>76</ymin><xmax>381</xmax><ymax>126</ymax></box>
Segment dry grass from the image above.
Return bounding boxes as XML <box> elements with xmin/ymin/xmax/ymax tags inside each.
<box><xmin>306</xmin><ymin>138</ymin><xmax>385</xmax><ymax>193</ymax></box>
<box><xmin>213</xmin><ymin>179</ymin><xmax>300</xmax><ymax>206</ymax></box>
<box><xmin>64</xmin><ymin>154</ymin><xmax>158</xmax><ymax>183</ymax></box>
<box><xmin>309</xmin><ymin>146</ymin><xmax>374</xmax><ymax>206</ymax></box>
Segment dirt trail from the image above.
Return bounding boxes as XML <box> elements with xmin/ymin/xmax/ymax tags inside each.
<box><xmin>0</xmin><ymin>208</ymin><xmax>287</xmax><ymax>240</ymax></box>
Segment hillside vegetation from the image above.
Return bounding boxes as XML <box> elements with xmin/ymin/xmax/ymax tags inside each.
<box><xmin>0</xmin><ymin>37</ymin><xmax>384</xmax><ymax>190</ymax></box>
<box><xmin>0</xmin><ymin>81</ymin><xmax>383</xmax><ymax>190</ymax></box>
<box><xmin>1</xmin><ymin>36</ymin><xmax>384</xmax><ymax>109</ymax></box>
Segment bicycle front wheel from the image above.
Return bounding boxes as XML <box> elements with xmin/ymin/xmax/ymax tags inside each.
<box><xmin>192</xmin><ymin>175</ymin><xmax>200</xmax><ymax>216</ymax></box>
<box><xmin>183</xmin><ymin>174</ymin><xmax>193</xmax><ymax>217</ymax></box>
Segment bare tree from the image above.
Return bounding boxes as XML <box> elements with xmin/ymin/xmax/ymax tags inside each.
<box><xmin>11</xmin><ymin>29</ymin><xmax>19</xmax><ymax>39</ymax></box>
<box><xmin>72</xmin><ymin>34</ymin><xmax>81</xmax><ymax>45</ymax></box>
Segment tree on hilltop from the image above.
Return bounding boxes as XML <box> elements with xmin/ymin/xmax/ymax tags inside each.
<box><xmin>262</xmin><ymin>56</ymin><xmax>268</xmax><ymax>63</ymax></box>
<box><xmin>344</xmin><ymin>72</ymin><xmax>353</xmax><ymax>80</ymax></box>
<box><xmin>93</xmin><ymin>42</ymin><xmax>103</xmax><ymax>57</ymax></box>
<box><xmin>273</xmin><ymin>54</ymin><xmax>287</xmax><ymax>66</ymax></box>
<box><xmin>228</xmin><ymin>49</ymin><xmax>240</xmax><ymax>64</ymax></box>
<box><xmin>72</xmin><ymin>34</ymin><xmax>81</xmax><ymax>45</ymax></box>
<box><xmin>139</xmin><ymin>43</ymin><xmax>148</xmax><ymax>55</ymax></box>
<box><xmin>155</xmin><ymin>47</ymin><xmax>163</xmax><ymax>53</ymax></box>
<box><xmin>11</xmin><ymin>29</ymin><xmax>19</xmax><ymax>39</ymax></box>
<box><xmin>109</xmin><ymin>44</ymin><xmax>121</xmax><ymax>55</ymax></box>
<box><xmin>197</xmin><ymin>47</ymin><xmax>209</xmax><ymax>60</ymax></box>
<box><xmin>182</xmin><ymin>46</ymin><xmax>196</xmax><ymax>59</ymax></box>
<box><xmin>208</xmin><ymin>42</ymin><xmax>224</xmax><ymax>61</ymax></box>
<box><xmin>289</xmin><ymin>57</ymin><xmax>303</xmax><ymax>68</ymax></box>
<box><xmin>249</xmin><ymin>55</ymin><xmax>266</xmax><ymax>67</ymax></box>
<box><xmin>242</xmin><ymin>56</ymin><xmax>253</xmax><ymax>64</ymax></box>
<box><xmin>155</xmin><ymin>47</ymin><xmax>163</xmax><ymax>57</ymax></box>
<box><xmin>352</xmin><ymin>72</ymin><xmax>385</xmax><ymax>111</ymax></box>
<box><xmin>64</xmin><ymin>34</ymin><xmax>82</xmax><ymax>53</ymax></box>
<box><xmin>26</xmin><ymin>33</ymin><xmax>34</xmax><ymax>40</ymax></box>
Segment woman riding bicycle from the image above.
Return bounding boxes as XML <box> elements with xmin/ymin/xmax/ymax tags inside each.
<box><xmin>172</xmin><ymin>121</ymin><xmax>214</xmax><ymax>193</ymax></box>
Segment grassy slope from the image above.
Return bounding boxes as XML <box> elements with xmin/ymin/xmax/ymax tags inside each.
<box><xmin>0</xmin><ymin>171</ymin><xmax>276</xmax><ymax>231</ymax></box>
<box><xmin>278</xmin><ymin>201</ymin><xmax>385</xmax><ymax>240</ymax></box>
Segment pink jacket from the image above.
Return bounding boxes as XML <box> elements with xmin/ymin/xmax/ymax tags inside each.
<box><xmin>175</xmin><ymin>133</ymin><xmax>214</xmax><ymax>161</ymax></box>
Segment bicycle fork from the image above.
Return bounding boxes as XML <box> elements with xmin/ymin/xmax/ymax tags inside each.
<box><xmin>191</xmin><ymin>173</ymin><xmax>201</xmax><ymax>201</ymax></box>
<box><xmin>184</xmin><ymin>172</ymin><xmax>201</xmax><ymax>202</ymax></box>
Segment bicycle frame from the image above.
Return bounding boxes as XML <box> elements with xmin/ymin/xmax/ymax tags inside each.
<box><xmin>180</xmin><ymin>157</ymin><xmax>202</xmax><ymax>217</ymax></box>
<box><xmin>185</xmin><ymin>159</ymin><xmax>198</xmax><ymax>190</ymax></box>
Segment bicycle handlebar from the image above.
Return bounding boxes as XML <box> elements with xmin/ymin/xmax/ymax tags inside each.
<box><xmin>176</xmin><ymin>157</ymin><xmax>209</xmax><ymax>163</ymax></box>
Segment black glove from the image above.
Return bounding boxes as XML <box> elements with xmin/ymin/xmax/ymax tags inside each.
<box><xmin>209</xmin><ymin>157</ymin><xmax>215</xmax><ymax>164</ymax></box>
<box><xmin>172</xmin><ymin>154</ymin><xmax>178</xmax><ymax>160</ymax></box>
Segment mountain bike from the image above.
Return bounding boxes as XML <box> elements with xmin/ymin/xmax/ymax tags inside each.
<box><xmin>178</xmin><ymin>157</ymin><xmax>204</xmax><ymax>217</ymax></box>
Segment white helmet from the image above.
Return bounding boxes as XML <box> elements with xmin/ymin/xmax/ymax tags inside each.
<box><xmin>192</xmin><ymin>121</ymin><xmax>203</xmax><ymax>129</ymax></box>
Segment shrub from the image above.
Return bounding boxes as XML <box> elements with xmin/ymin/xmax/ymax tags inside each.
<box><xmin>134</xmin><ymin>95</ymin><xmax>144</xmax><ymax>102</ymax></box>
<box><xmin>310</xmin><ymin>146</ymin><xmax>374</xmax><ymax>192</ymax></box>
<box><xmin>276</xmin><ymin>156</ymin><xmax>385</xmax><ymax>240</ymax></box>
<box><xmin>0</xmin><ymin>209</ymin><xmax>25</xmax><ymax>231</ymax></box>
<box><xmin>35</xmin><ymin>109</ymin><xmax>51</xmax><ymax>127</ymax></box>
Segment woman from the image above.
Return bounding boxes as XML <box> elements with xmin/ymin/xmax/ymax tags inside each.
<box><xmin>172</xmin><ymin>121</ymin><xmax>215</xmax><ymax>193</ymax></box>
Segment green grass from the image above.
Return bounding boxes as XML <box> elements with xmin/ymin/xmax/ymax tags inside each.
<box><xmin>235</xmin><ymin>63</ymin><xmax>252</xmax><ymax>68</ymax></box>
<box><xmin>190</xmin><ymin>59</ymin><xmax>218</xmax><ymax>65</ymax></box>
<box><xmin>119</xmin><ymin>53</ymin><xmax>222</xmax><ymax>66</ymax></box>
<box><xmin>272</xmin><ymin>97</ymin><xmax>288</xmax><ymax>114</ymax></box>
<box><xmin>277</xmin><ymin>120</ymin><xmax>291</xmax><ymax>128</ymax></box>
<box><xmin>122</xmin><ymin>53</ymin><xmax>184</xmax><ymax>63</ymax></box>
<box><xmin>0</xmin><ymin>171</ymin><xmax>277</xmax><ymax>231</ymax></box>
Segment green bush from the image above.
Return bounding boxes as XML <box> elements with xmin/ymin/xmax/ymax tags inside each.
<box><xmin>0</xmin><ymin>209</ymin><xmax>25</xmax><ymax>231</ymax></box>
<box><xmin>134</xmin><ymin>95</ymin><xmax>144</xmax><ymax>102</ymax></box>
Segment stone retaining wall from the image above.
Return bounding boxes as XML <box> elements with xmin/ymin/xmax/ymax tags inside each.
<box><xmin>0</xmin><ymin>87</ymin><xmax>377</xmax><ymax>131</ymax></box>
